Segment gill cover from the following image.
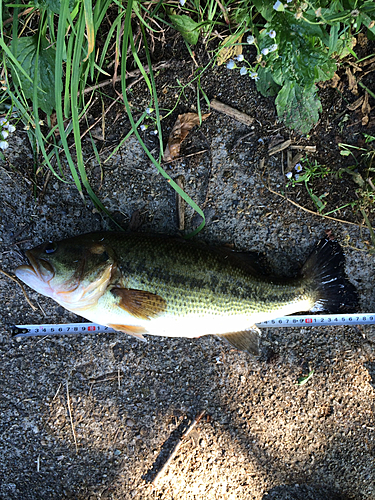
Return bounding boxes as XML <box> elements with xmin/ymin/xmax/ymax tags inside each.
<box><xmin>16</xmin><ymin>235</ymin><xmax>116</xmax><ymax>309</ymax></box>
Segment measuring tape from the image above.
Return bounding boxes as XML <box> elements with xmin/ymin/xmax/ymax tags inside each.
<box><xmin>11</xmin><ymin>313</ymin><xmax>375</xmax><ymax>339</ymax></box>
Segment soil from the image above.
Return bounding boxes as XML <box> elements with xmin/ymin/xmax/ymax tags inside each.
<box><xmin>1</xmin><ymin>29</ymin><xmax>375</xmax><ymax>500</ymax></box>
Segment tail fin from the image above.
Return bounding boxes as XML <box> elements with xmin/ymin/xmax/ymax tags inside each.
<box><xmin>302</xmin><ymin>238</ymin><xmax>358</xmax><ymax>313</ymax></box>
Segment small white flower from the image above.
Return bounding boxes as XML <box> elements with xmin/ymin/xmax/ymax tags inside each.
<box><xmin>250</xmin><ymin>72</ymin><xmax>259</xmax><ymax>80</ymax></box>
<box><xmin>146</xmin><ymin>107</ymin><xmax>153</xmax><ymax>114</ymax></box>
<box><xmin>226</xmin><ymin>59</ymin><xmax>236</xmax><ymax>70</ymax></box>
<box><xmin>240</xmin><ymin>67</ymin><xmax>247</xmax><ymax>76</ymax></box>
<box><xmin>151</xmin><ymin>130</ymin><xmax>158</xmax><ymax>135</ymax></box>
<box><xmin>295</xmin><ymin>163</ymin><xmax>302</xmax><ymax>172</ymax></box>
<box><xmin>0</xmin><ymin>140</ymin><xmax>9</xmax><ymax>150</ymax></box>
<box><xmin>261</xmin><ymin>48</ymin><xmax>269</xmax><ymax>56</ymax></box>
<box><xmin>286</xmin><ymin>171</ymin><xmax>293</xmax><ymax>179</ymax></box>
<box><xmin>1</xmin><ymin>130</ymin><xmax>9</xmax><ymax>139</ymax></box>
<box><xmin>247</xmin><ymin>35</ymin><xmax>255</xmax><ymax>44</ymax></box>
<box><xmin>140</xmin><ymin>124</ymin><xmax>148</xmax><ymax>131</ymax></box>
<box><xmin>179</xmin><ymin>0</ymin><xmax>186</xmax><ymax>6</ymax></box>
<box><xmin>235</xmin><ymin>54</ymin><xmax>244</xmax><ymax>62</ymax></box>
<box><xmin>269</xmin><ymin>44</ymin><xmax>278</xmax><ymax>52</ymax></box>
<box><xmin>273</xmin><ymin>0</ymin><xmax>284</xmax><ymax>11</ymax></box>
<box><xmin>0</xmin><ymin>118</ymin><xmax>8</xmax><ymax>126</ymax></box>
<box><xmin>7</xmin><ymin>124</ymin><xmax>16</xmax><ymax>133</ymax></box>
<box><xmin>295</xmin><ymin>173</ymin><xmax>300</xmax><ymax>181</ymax></box>
<box><xmin>267</xmin><ymin>30</ymin><xmax>276</xmax><ymax>38</ymax></box>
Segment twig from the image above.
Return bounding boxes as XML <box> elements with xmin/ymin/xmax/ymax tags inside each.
<box><xmin>40</xmin><ymin>169</ymin><xmax>52</xmax><ymax>204</ymax></box>
<box><xmin>66</xmin><ymin>380</ymin><xmax>78</xmax><ymax>454</ymax></box>
<box><xmin>359</xmin><ymin>207</ymin><xmax>375</xmax><ymax>247</ymax></box>
<box><xmin>289</xmin><ymin>145</ymin><xmax>316</xmax><ymax>152</ymax></box>
<box><xmin>80</xmin><ymin>94</ymin><xmax>123</xmax><ymax>140</ymax></box>
<box><xmin>0</xmin><ymin>268</ymin><xmax>38</xmax><ymax>311</ymax></box>
<box><xmin>152</xmin><ymin>410</ymin><xmax>206</xmax><ymax>487</ymax></box>
<box><xmin>233</xmin><ymin>131</ymin><xmax>254</xmax><ymax>150</ymax></box>
<box><xmin>3</xmin><ymin>6</ymin><xmax>34</xmax><ymax>25</ymax></box>
<box><xmin>269</xmin><ymin>139</ymin><xmax>292</xmax><ymax>155</ymax></box>
<box><xmin>210</xmin><ymin>99</ymin><xmax>254</xmax><ymax>126</ymax></box>
<box><xmin>52</xmin><ymin>383</ymin><xmax>62</xmax><ymax>403</ymax></box>
<box><xmin>82</xmin><ymin>61</ymin><xmax>171</xmax><ymax>95</ymax></box>
<box><xmin>175</xmin><ymin>175</ymin><xmax>185</xmax><ymax>231</ymax></box>
<box><xmin>264</xmin><ymin>183</ymin><xmax>369</xmax><ymax>228</ymax></box>
<box><xmin>163</xmin><ymin>149</ymin><xmax>208</xmax><ymax>163</ymax></box>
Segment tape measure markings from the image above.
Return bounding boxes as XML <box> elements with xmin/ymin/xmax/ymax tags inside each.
<box><xmin>12</xmin><ymin>313</ymin><xmax>375</xmax><ymax>339</ymax></box>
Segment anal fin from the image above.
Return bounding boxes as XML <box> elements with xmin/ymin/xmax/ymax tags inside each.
<box><xmin>108</xmin><ymin>323</ymin><xmax>148</xmax><ymax>341</ymax></box>
<box><xmin>217</xmin><ymin>326</ymin><xmax>261</xmax><ymax>355</ymax></box>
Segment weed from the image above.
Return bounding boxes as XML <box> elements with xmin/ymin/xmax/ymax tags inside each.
<box><xmin>287</xmin><ymin>158</ymin><xmax>333</xmax><ymax>213</ymax></box>
<box><xmin>217</xmin><ymin>0</ymin><xmax>375</xmax><ymax>134</ymax></box>
<box><xmin>338</xmin><ymin>135</ymin><xmax>375</xmax><ymax>246</ymax></box>
<box><xmin>1</xmin><ymin>0</ymin><xmax>375</xmax><ymax>231</ymax></box>
<box><xmin>1</xmin><ymin>0</ymin><xmax>207</xmax><ymax>233</ymax></box>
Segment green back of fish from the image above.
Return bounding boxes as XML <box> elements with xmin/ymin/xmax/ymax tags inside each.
<box><xmin>96</xmin><ymin>232</ymin><xmax>310</xmax><ymax>317</ymax></box>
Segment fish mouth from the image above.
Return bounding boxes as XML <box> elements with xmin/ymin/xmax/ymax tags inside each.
<box><xmin>15</xmin><ymin>250</ymin><xmax>55</xmax><ymax>292</ymax></box>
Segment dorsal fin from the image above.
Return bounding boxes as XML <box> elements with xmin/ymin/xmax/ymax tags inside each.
<box><xmin>111</xmin><ymin>288</ymin><xmax>166</xmax><ymax>320</ymax></box>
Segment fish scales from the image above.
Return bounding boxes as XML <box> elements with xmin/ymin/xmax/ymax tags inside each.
<box><xmin>15</xmin><ymin>232</ymin><xmax>357</xmax><ymax>354</ymax></box>
<box><xmin>107</xmin><ymin>233</ymin><xmax>309</xmax><ymax>316</ymax></box>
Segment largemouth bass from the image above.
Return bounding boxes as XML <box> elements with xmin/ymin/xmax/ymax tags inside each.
<box><xmin>15</xmin><ymin>232</ymin><xmax>357</xmax><ymax>354</ymax></box>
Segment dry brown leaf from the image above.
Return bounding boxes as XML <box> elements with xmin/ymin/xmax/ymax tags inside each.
<box><xmin>361</xmin><ymin>91</ymin><xmax>371</xmax><ymax>115</ymax></box>
<box><xmin>216</xmin><ymin>34</ymin><xmax>243</xmax><ymax>66</ymax></box>
<box><xmin>329</xmin><ymin>72</ymin><xmax>341</xmax><ymax>89</ymax></box>
<box><xmin>361</xmin><ymin>91</ymin><xmax>371</xmax><ymax>126</ymax></box>
<box><xmin>363</xmin><ymin>62</ymin><xmax>375</xmax><ymax>76</ymax></box>
<box><xmin>163</xmin><ymin>113</ymin><xmax>210</xmax><ymax>162</ymax></box>
<box><xmin>359</xmin><ymin>55</ymin><xmax>375</xmax><ymax>67</ymax></box>
<box><xmin>346</xmin><ymin>67</ymin><xmax>358</xmax><ymax>95</ymax></box>
<box><xmin>318</xmin><ymin>72</ymin><xmax>343</xmax><ymax>91</ymax></box>
<box><xmin>347</xmin><ymin>96</ymin><xmax>364</xmax><ymax>111</ymax></box>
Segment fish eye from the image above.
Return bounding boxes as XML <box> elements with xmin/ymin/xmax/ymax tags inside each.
<box><xmin>44</xmin><ymin>242</ymin><xmax>57</xmax><ymax>254</ymax></box>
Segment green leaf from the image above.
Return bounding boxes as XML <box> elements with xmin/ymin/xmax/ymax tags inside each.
<box><xmin>251</xmin><ymin>0</ymin><xmax>277</xmax><ymax>20</ymax></box>
<box><xmin>311</xmin><ymin>193</ymin><xmax>327</xmax><ymax>212</ymax></box>
<box><xmin>328</xmin><ymin>23</ymin><xmax>339</xmax><ymax>55</ymax></box>
<box><xmin>275</xmin><ymin>81</ymin><xmax>322</xmax><ymax>134</ymax></box>
<box><xmin>32</xmin><ymin>0</ymin><xmax>77</xmax><ymax>15</ymax></box>
<box><xmin>11</xmin><ymin>35</ymin><xmax>56</xmax><ymax>115</ymax></box>
<box><xmin>315</xmin><ymin>57</ymin><xmax>337</xmax><ymax>82</ymax></box>
<box><xmin>256</xmin><ymin>66</ymin><xmax>281</xmax><ymax>97</ymax></box>
<box><xmin>169</xmin><ymin>14</ymin><xmax>200</xmax><ymax>45</ymax></box>
<box><xmin>296</xmin><ymin>370</ymin><xmax>314</xmax><ymax>386</ymax></box>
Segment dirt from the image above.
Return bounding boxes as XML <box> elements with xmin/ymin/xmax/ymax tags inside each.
<box><xmin>1</xmin><ymin>33</ymin><xmax>375</xmax><ymax>500</ymax></box>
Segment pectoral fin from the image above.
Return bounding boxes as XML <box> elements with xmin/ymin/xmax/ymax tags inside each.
<box><xmin>111</xmin><ymin>288</ymin><xmax>166</xmax><ymax>320</ymax></box>
<box><xmin>217</xmin><ymin>326</ymin><xmax>261</xmax><ymax>355</ymax></box>
<box><xmin>108</xmin><ymin>323</ymin><xmax>148</xmax><ymax>341</ymax></box>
